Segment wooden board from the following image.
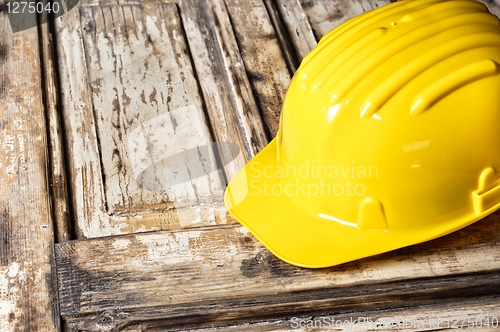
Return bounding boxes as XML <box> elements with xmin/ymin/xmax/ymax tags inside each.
<box><xmin>55</xmin><ymin>2</ymin><xmax>225</xmax><ymax>238</ymax></box>
<box><xmin>184</xmin><ymin>296</ymin><xmax>500</xmax><ymax>331</ymax></box>
<box><xmin>297</xmin><ymin>0</ymin><xmax>392</xmax><ymax>39</ymax></box>
<box><xmin>54</xmin><ymin>0</ymin><xmax>299</xmax><ymax>238</ymax></box>
<box><xmin>265</xmin><ymin>0</ymin><xmax>317</xmax><ymax>71</ymax></box>
<box><xmin>0</xmin><ymin>11</ymin><xmax>60</xmax><ymax>332</ymax></box>
<box><xmin>224</xmin><ymin>0</ymin><xmax>291</xmax><ymax>136</ymax></box>
<box><xmin>41</xmin><ymin>9</ymin><xmax>73</xmax><ymax>244</ymax></box>
<box><xmin>56</xmin><ymin>210</ymin><xmax>500</xmax><ymax>331</ymax></box>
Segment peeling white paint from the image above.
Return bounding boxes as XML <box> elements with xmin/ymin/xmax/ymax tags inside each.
<box><xmin>0</xmin><ymin>298</ymin><xmax>20</xmax><ymax>332</ymax></box>
<box><xmin>33</xmin><ymin>268</ymin><xmax>43</xmax><ymax>285</ymax></box>
<box><xmin>207</xmin><ymin>207</ymin><xmax>216</xmax><ymax>226</ymax></box>
<box><xmin>135</xmin><ymin>225</ymin><xmax>160</xmax><ymax>233</ymax></box>
<box><xmin>3</xmin><ymin>134</ymin><xmax>16</xmax><ymax>176</ymax></box>
<box><xmin>1</xmin><ymin>117</ymin><xmax>29</xmax><ymax>178</ymax></box>
<box><xmin>57</xmin><ymin>21</ymin><xmax>107</xmax><ymax>239</ymax></box>
<box><xmin>127</xmin><ymin>105</ymin><xmax>220</xmax><ymax>196</ymax></box>
<box><xmin>138</xmin><ymin>235</ymin><xmax>189</xmax><ymax>266</ymax></box>
<box><xmin>178</xmin><ymin>207</ymin><xmax>202</xmax><ymax>228</ymax></box>
<box><xmin>111</xmin><ymin>215</ymin><xmax>128</xmax><ymax>222</ymax></box>
<box><xmin>136</xmin><ymin>229</ymin><xmax>241</xmax><ymax>267</ymax></box>
<box><xmin>176</xmin><ymin>205</ymin><xmax>226</xmax><ymax>228</ymax></box>
<box><xmin>0</xmin><ymin>263</ymin><xmax>25</xmax><ymax>331</ymax></box>
<box><xmin>6</xmin><ymin>263</ymin><xmax>19</xmax><ymax>279</ymax></box>
<box><xmin>83</xmin><ymin>219</ymin><xmax>131</xmax><ymax>239</ymax></box>
<box><xmin>65</xmin><ymin>6</ymin><xmax>228</xmax><ymax>238</ymax></box>
<box><xmin>112</xmin><ymin>239</ymin><xmax>132</xmax><ymax>250</ymax></box>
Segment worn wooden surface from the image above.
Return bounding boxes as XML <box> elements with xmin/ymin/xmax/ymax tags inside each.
<box><xmin>224</xmin><ymin>0</ymin><xmax>290</xmax><ymax>136</ymax></box>
<box><xmin>265</xmin><ymin>0</ymin><xmax>317</xmax><ymax>72</ymax></box>
<box><xmin>184</xmin><ymin>296</ymin><xmax>500</xmax><ymax>331</ymax></box>
<box><xmin>56</xmin><ymin>209</ymin><xmax>500</xmax><ymax>331</ymax></box>
<box><xmin>0</xmin><ymin>10</ymin><xmax>60</xmax><ymax>332</ymax></box>
<box><xmin>2</xmin><ymin>0</ymin><xmax>500</xmax><ymax>330</ymax></box>
<box><xmin>55</xmin><ymin>0</ymin><xmax>288</xmax><ymax>238</ymax></box>
<box><xmin>42</xmin><ymin>15</ymin><xmax>73</xmax><ymax>243</ymax></box>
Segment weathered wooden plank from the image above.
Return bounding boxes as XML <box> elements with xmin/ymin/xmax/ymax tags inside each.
<box><xmin>297</xmin><ymin>0</ymin><xmax>392</xmax><ymax>40</ymax></box>
<box><xmin>54</xmin><ymin>9</ymin><xmax>109</xmax><ymax>239</ymax></box>
<box><xmin>264</xmin><ymin>0</ymin><xmax>317</xmax><ymax>70</ymax></box>
<box><xmin>41</xmin><ymin>18</ymin><xmax>72</xmax><ymax>243</ymax></box>
<box><xmin>179</xmin><ymin>0</ymin><xmax>269</xmax><ymax>176</ymax></box>
<box><xmin>77</xmin><ymin>0</ymin><xmax>179</xmax><ymax>7</ymax></box>
<box><xmin>0</xmin><ymin>13</ymin><xmax>60</xmax><ymax>332</ymax></box>
<box><xmin>56</xmin><ymin>210</ymin><xmax>500</xmax><ymax>331</ymax></box>
<box><xmin>224</xmin><ymin>0</ymin><xmax>291</xmax><ymax>137</ymax></box>
<box><xmin>181</xmin><ymin>296</ymin><xmax>500</xmax><ymax>331</ymax></box>
<box><xmin>79</xmin><ymin>3</ymin><xmax>225</xmax><ymax>209</ymax></box>
<box><xmin>54</xmin><ymin>2</ymin><xmax>249</xmax><ymax>238</ymax></box>
<box><xmin>55</xmin><ymin>0</ymin><xmax>299</xmax><ymax>238</ymax></box>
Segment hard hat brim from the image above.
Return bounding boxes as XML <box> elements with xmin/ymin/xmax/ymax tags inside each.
<box><xmin>224</xmin><ymin>138</ymin><xmax>496</xmax><ymax>268</ymax></box>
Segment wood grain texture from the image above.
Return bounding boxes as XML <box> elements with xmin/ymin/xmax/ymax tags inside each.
<box><xmin>41</xmin><ymin>18</ymin><xmax>72</xmax><ymax>243</ymax></box>
<box><xmin>54</xmin><ymin>3</ymin><xmax>235</xmax><ymax>238</ymax></box>
<box><xmin>0</xmin><ymin>12</ymin><xmax>60</xmax><ymax>332</ymax></box>
<box><xmin>180</xmin><ymin>0</ymin><xmax>269</xmax><ymax>168</ymax></box>
<box><xmin>56</xmin><ymin>210</ymin><xmax>500</xmax><ymax>331</ymax></box>
<box><xmin>54</xmin><ymin>8</ymin><xmax>114</xmax><ymax>239</ymax></box>
<box><xmin>54</xmin><ymin>0</ymin><xmax>290</xmax><ymax>238</ymax></box>
<box><xmin>79</xmin><ymin>4</ymin><xmax>224</xmax><ymax>210</ymax></box>
<box><xmin>297</xmin><ymin>0</ymin><xmax>392</xmax><ymax>40</ymax></box>
<box><xmin>225</xmin><ymin>0</ymin><xmax>291</xmax><ymax>137</ymax></box>
<box><xmin>182</xmin><ymin>296</ymin><xmax>500</xmax><ymax>331</ymax></box>
<box><xmin>266</xmin><ymin>0</ymin><xmax>317</xmax><ymax>71</ymax></box>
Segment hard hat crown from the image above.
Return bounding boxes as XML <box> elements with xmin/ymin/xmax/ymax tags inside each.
<box><xmin>278</xmin><ymin>0</ymin><xmax>500</xmax><ymax>230</ymax></box>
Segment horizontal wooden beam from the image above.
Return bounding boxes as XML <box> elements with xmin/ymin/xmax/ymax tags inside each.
<box><xmin>184</xmin><ymin>295</ymin><xmax>500</xmax><ymax>332</ymax></box>
<box><xmin>67</xmin><ymin>271</ymin><xmax>500</xmax><ymax>331</ymax></box>
<box><xmin>56</xmin><ymin>210</ymin><xmax>500</xmax><ymax>331</ymax></box>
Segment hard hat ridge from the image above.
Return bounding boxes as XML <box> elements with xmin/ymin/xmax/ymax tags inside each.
<box><xmin>291</xmin><ymin>0</ymin><xmax>500</xmax><ymax>122</ymax></box>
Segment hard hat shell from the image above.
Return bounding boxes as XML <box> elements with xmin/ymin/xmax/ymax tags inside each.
<box><xmin>224</xmin><ymin>0</ymin><xmax>500</xmax><ymax>268</ymax></box>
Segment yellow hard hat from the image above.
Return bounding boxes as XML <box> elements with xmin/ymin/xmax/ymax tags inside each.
<box><xmin>224</xmin><ymin>0</ymin><xmax>500</xmax><ymax>268</ymax></box>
